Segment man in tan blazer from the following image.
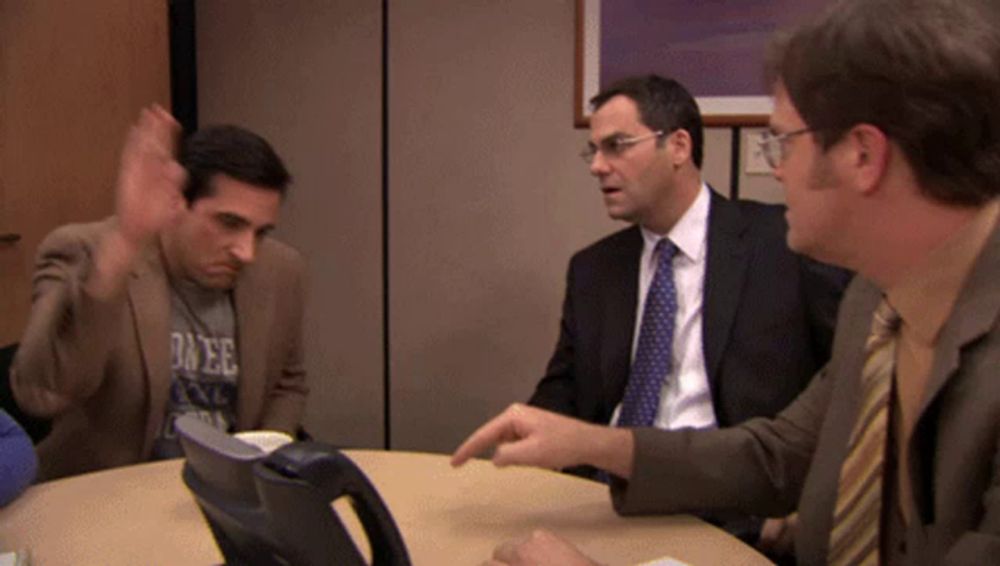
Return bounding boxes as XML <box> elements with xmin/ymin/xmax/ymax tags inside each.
<box><xmin>12</xmin><ymin>108</ymin><xmax>308</xmax><ymax>480</ymax></box>
<box><xmin>453</xmin><ymin>0</ymin><xmax>1000</xmax><ymax>564</ymax></box>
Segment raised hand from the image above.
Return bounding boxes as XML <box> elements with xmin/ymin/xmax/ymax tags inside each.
<box><xmin>87</xmin><ymin>106</ymin><xmax>187</xmax><ymax>299</ymax></box>
<box><xmin>114</xmin><ymin>105</ymin><xmax>187</xmax><ymax>248</ymax></box>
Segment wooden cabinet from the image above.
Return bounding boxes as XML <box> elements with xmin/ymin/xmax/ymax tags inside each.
<box><xmin>0</xmin><ymin>0</ymin><xmax>170</xmax><ymax>346</ymax></box>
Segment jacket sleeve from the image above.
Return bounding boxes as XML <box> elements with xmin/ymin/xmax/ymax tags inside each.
<box><xmin>527</xmin><ymin>257</ymin><xmax>579</xmax><ymax>417</ymax></box>
<box><xmin>0</xmin><ymin>409</ymin><xmax>37</xmax><ymax>507</ymax></box>
<box><xmin>611</xmin><ymin>363</ymin><xmax>833</xmax><ymax>518</ymax></box>
<box><xmin>10</xmin><ymin>225</ymin><xmax>128</xmax><ymax>418</ymax></box>
<box><xmin>799</xmin><ymin>255</ymin><xmax>852</xmax><ymax>365</ymax></box>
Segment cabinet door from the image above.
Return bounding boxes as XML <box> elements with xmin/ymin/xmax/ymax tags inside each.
<box><xmin>0</xmin><ymin>0</ymin><xmax>170</xmax><ymax>346</ymax></box>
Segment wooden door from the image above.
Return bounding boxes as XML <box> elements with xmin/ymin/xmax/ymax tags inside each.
<box><xmin>0</xmin><ymin>0</ymin><xmax>171</xmax><ymax>346</ymax></box>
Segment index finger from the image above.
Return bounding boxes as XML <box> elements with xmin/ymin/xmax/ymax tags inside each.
<box><xmin>147</xmin><ymin>103</ymin><xmax>179</xmax><ymax>128</ymax></box>
<box><xmin>450</xmin><ymin>409</ymin><xmax>520</xmax><ymax>467</ymax></box>
<box><xmin>137</xmin><ymin>105</ymin><xmax>181</xmax><ymax>152</ymax></box>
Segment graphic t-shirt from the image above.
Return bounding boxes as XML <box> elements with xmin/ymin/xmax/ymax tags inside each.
<box><xmin>151</xmin><ymin>280</ymin><xmax>239</xmax><ymax>459</ymax></box>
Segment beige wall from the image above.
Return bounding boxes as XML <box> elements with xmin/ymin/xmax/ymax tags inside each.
<box><xmin>197</xmin><ymin>1</ymin><xmax>385</xmax><ymax>448</ymax></box>
<box><xmin>197</xmin><ymin>0</ymin><xmax>783</xmax><ymax>452</ymax></box>
<box><xmin>387</xmin><ymin>0</ymin><xmax>611</xmax><ymax>451</ymax></box>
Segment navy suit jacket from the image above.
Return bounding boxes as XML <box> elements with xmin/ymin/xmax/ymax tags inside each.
<box><xmin>530</xmin><ymin>190</ymin><xmax>849</xmax><ymax>437</ymax></box>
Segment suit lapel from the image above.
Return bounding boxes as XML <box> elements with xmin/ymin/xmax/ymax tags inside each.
<box><xmin>601</xmin><ymin>227</ymin><xmax>642</xmax><ymax>413</ymax></box>
<box><xmin>234</xmin><ymin>262</ymin><xmax>272</xmax><ymax>430</ymax></box>
<box><xmin>908</xmin><ymin>224</ymin><xmax>1000</xmax><ymax>517</ymax></box>
<box><xmin>702</xmin><ymin>191</ymin><xmax>751</xmax><ymax>393</ymax></box>
<box><xmin>917</xmin><ymin>224</ymin><xmax>1000</xmax><ymax>416</ymax></box>
<box><xmin>128</xmin><ymin>249</ymin><xmax>172</xmax><ymax>455</ymax></box>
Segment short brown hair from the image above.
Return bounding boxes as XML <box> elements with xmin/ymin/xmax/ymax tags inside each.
<box><xmin>590</xmin><ymin>75</ymin><xmax>704</xmax><ymax>169</ymax></box>
<box><xmin>766</xmin><ymin>0</ymin><xmax>1000</xmax><ymax>206</ymax></box>
<box><xmin>179</xmin><ymin>125</ymin><xmax>291</xmax><ymax>204</ymax></box>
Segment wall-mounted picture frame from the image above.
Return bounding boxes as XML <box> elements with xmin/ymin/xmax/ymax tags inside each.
<box><xmin>574</xmin><ymin>0</ymin><xmax>831</xmax><ymax>128</ymax></box>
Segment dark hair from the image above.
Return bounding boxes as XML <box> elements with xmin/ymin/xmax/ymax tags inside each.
<box><xmin>765</xmin><ymin>0</ymin><xmax>1000</xmax><ymax>206</ymax></box>
<box><xmin>178</xmin><ymin>125</ymin><xmax>291</xmax><ymax>203</ymax></box>
<box><xmin>590</xmin><ymin>75</ymin><xmax>704</xmax><ymax>169</ymax></box>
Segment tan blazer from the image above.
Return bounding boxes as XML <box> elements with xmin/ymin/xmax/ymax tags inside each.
<box><xmin>613</xmin><ymin>223</ymin><xmax>1000</xmax><ymax>565</ymax></box>
<box><xmin>11</xmin><ymin>219</ymin><xmax>308</xmax><ymax>480</ymax></box>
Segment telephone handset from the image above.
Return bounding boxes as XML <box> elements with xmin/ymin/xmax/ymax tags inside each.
<box><xmin>177</xmin><ymin>415</ymin><xmax>411</xmax><ymax>566</ymax></box>
<box><xmin>258</xmin><ymin>442</ymin><xmax>411</xmax><ymax>566</ymax></box>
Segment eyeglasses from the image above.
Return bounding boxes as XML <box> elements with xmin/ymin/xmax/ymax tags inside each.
<box><xmin>757</xmin><ymin>128</ymin><xmax>814</xmax><ymax>169</ymax></box>
<box><xmin>580</xmin><ymin>130</ymin><xmax>665</xmax><ymax>164</ymax></box>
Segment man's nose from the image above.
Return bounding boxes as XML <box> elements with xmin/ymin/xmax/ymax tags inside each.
<box><xmin>771</xmin><ymin>162</ymin><xmax>785</xmax><ymax>185</ymax></box>
<box><xmin>230</xmin><ymin>231</ymin><xmax>256</xmax><ymax>264</ymax></box>
<box><xmin>589</xmin><ymin>150</ymin><xmax>611</xmax><ymax>177</ymax></box>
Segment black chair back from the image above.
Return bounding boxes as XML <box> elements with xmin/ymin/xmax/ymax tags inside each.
<box><xmin>0</xmin><ymin>344</ymin><xmax>51</xmax><ymax>444</ymax></box>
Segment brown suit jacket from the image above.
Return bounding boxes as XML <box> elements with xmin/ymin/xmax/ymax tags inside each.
<box><xmin>612</xmin><ymin>222</ymin><xmax>1000</xmax><ymax>565</ymax></box>
<box><xmin>11</xmin><ymin>219</ymin><xmax>309</xmax><ymax>480</ymax></box>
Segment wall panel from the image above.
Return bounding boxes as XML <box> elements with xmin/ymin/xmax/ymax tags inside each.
<box><xmin>388</xmin><ymin>0</ymin><xmax>615</xmax><ymax>452</ymax></box>
<box><xmin>197</xmin><ymin>0</ymin><xmax>384</xmax><ymax>447</ymax></box>
<box><xmin>195</xmin><ymin>1</ymin><xmax>783</xmax><ymax>453</ymax></box>
<box><xmin>0</xmin><ymin>0</ymin><xmax>170</xmax><ymax>346</ymax></box>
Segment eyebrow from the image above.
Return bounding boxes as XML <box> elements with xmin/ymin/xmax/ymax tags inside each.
<box><xmin>215</xmin><ymin>212</ymin><xmax>275</xmax><ymax>235</ymax></box>
<box><xmin>589</xmin><ymin>131</ymin><xmax>629</xmax><ymax>146</ymax></box>
<box><xmin>216</xmin><ymin>212</ymin><xmax>250</xmax><ymax>226</ymax></box>
<box><xmin>768</xmin><ymin>117</ymin><xmax>805</xmax><ymax>135</ymax></box>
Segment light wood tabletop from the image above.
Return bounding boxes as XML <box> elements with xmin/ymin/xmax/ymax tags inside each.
<box><xmin>0</xmin><ymin>450</ymin><xmax>772</xmax><ymax>565</ymax></box>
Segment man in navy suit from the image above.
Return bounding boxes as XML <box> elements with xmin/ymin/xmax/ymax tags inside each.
<box><xmin>459</xmin><ymin>2</ymin><xmax>1000</xmax><ymax>562</ymax></box>
<box><xmin>528</xmin><ymin>75</ymin><xmax>849</xmax><ymax>545</ymax></box>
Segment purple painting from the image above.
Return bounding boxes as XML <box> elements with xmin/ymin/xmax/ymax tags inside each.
<box><xmin>577</xmin><ymin>0</ymin><xmax>833</xmax><ymax>126</ymax></box>
<box><xmin>601</xmin><ymin>1</ymin><xmax>828</xmax><ymax>96</ymax></box>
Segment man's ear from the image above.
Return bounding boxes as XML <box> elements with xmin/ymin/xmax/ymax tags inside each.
<box><xmin>667</xmin><ymin>129</ymin><xmax>693</xmax><ymax>167</ymax></box>
<box><xmin>844</xmin><ymin>124</ymin><xmax>890</xmax><ymax>194</ymax></box>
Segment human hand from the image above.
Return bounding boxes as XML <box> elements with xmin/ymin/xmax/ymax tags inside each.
<box><xmin>482</xmin><ymin>529</ymin><xmax>600</xmax><ymax>566</ymax></box>
<box><xmin>757</xmin><ymin>513</ymin><xmax>798</xmax><ymax>558</ymax></box>
<box><xmin>85</xmin><ymin>106</ymin><xmax>187</xmax><ymax>300</ymax></box>
<box><xmin>114</xmin><ymin>105</ymin><xmax>186</xmax><ymax>248</ymax></box>
<box><xmin>450</xmin><ymin>403</ymin><xmax>634</xmax><ymax>478</ymax></box>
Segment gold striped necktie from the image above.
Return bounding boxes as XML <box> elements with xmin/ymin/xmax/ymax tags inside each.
<box><xmin>828</xmin><ymin>298</ymin><xmax>901</xmax><ymax>566</ymax></box>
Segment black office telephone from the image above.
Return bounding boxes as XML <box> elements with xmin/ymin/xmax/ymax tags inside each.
<box><xmin>176</xmin><ymin>415</ymin><xmax>411</xmax><ymax>566</ymax></box>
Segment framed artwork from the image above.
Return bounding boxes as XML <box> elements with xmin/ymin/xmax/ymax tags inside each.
<box><xmin>575</xmin><ymin>0</ymin><xmax>832</xmax><ymax>128</ymax></box>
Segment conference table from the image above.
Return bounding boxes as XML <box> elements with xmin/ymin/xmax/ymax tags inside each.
<box><xmin>0</xmin><ymin>450</ymin><xmax>772</xmax><ymax>565</ymax></box>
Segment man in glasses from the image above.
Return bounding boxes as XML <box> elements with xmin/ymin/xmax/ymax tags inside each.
<box><xmin>526</xmin><ymin>74</ymin><xmax>849</xmax><ymax>545</ymax></box>
<box><xmin>458</xmin><ymin>0</ymin><xmax>1000</xmax><ymax>564</ymax></box>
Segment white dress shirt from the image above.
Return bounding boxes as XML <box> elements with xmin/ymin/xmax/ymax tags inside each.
<box><xmin>611</xmin><ymin>184</ymin><xmax>717</xmax><ymax>430</ymax></box>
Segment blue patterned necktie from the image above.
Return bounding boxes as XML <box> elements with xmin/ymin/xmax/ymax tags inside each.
<box><xmin>618</xmin><ymin>238</ymin><xmax>679</xmax><ymax>428</ymax></box>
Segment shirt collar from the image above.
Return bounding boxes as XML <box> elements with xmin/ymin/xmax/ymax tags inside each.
<box><xmin>639</xmin><ymin>183</ymin><xmax>710</xmax><ymax>262</ymax></box>
<box><xmin>887</xmin><ymin>199</ymin><xmax>999</xmax><ymax>345</ymax></box>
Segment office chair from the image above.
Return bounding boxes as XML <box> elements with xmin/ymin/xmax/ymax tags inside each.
<box><xmin>0</xmin><ymin>344</ymin><xmax>51</xmax><ymax>444</ymax></box>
